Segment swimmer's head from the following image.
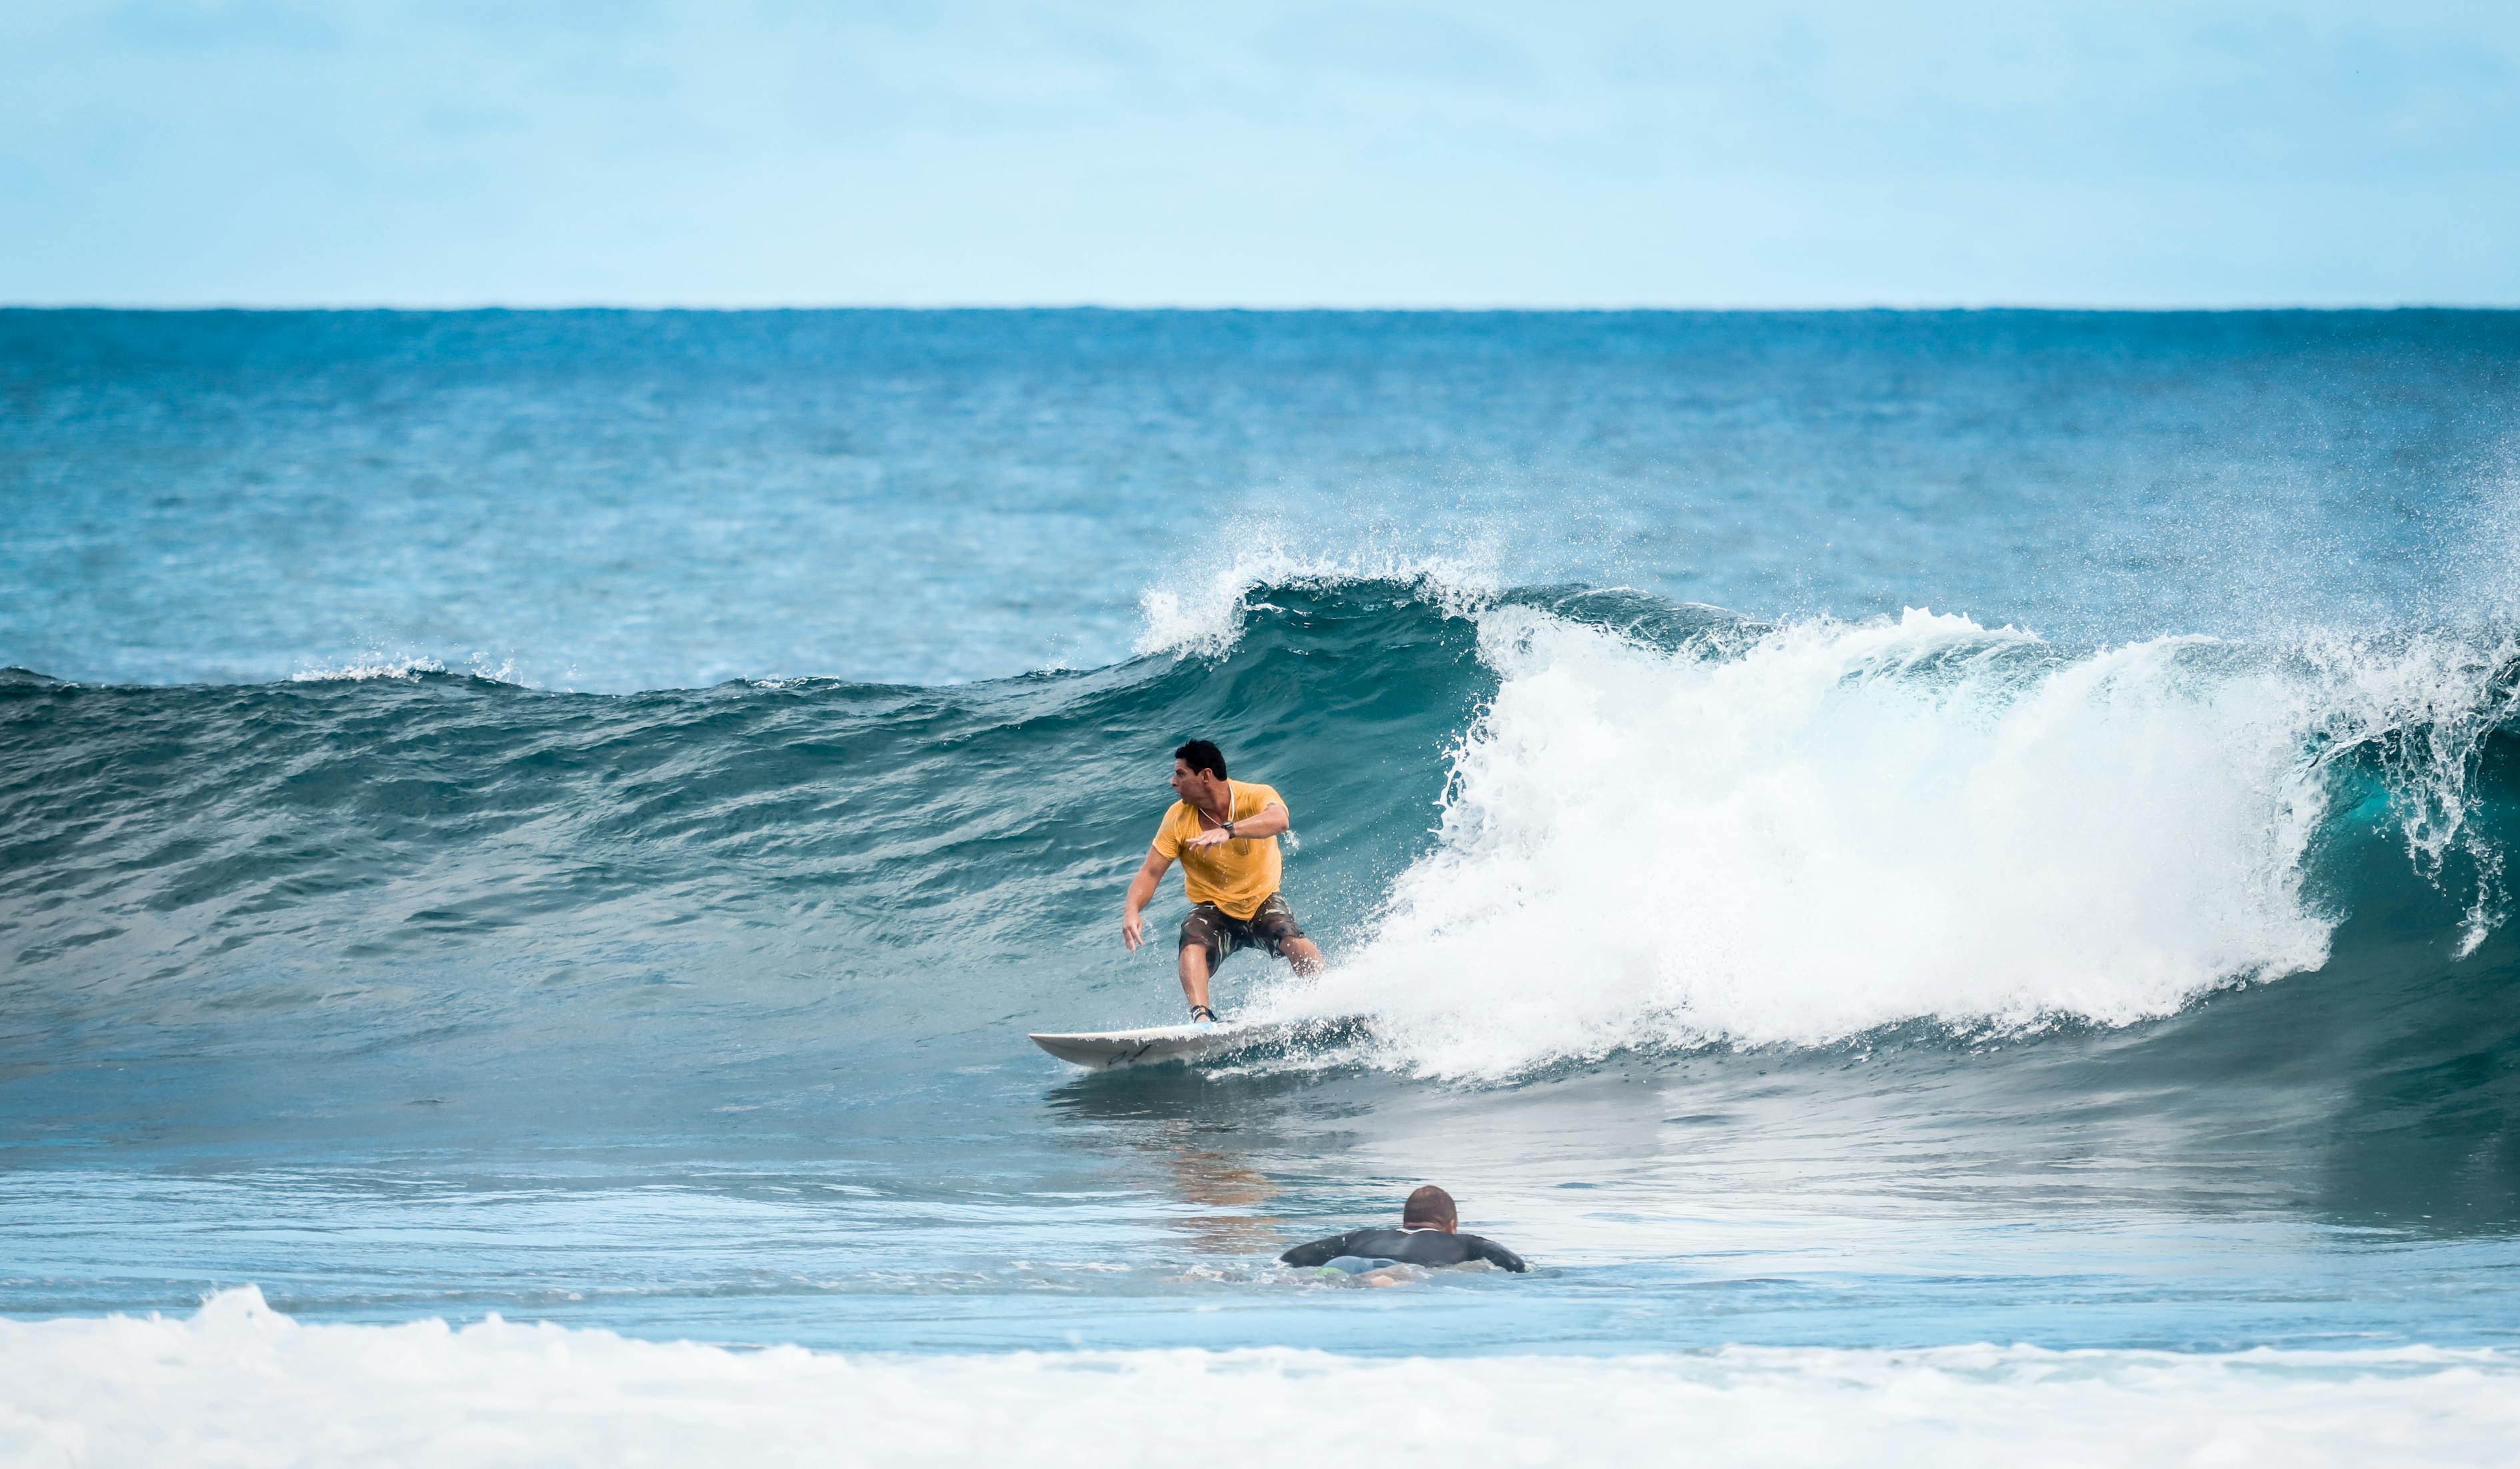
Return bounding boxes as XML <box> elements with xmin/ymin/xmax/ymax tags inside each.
<box><xmin>1403</xmin><ymin>1184</ymin><xmax>1457</xmax><ymax>1232</ymax></box>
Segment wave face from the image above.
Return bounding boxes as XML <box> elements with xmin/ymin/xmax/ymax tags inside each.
<box><xmin>0</xmin><ymin>583</ymin><xmax>1489</xmax><ymax>1116</ymax></box>
<box><xmin>7</xmin><ymin>579</ymin><xmax>2518</xmax><ymax>1122</ymax></box>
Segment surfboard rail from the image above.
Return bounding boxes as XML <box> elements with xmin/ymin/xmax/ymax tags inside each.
<box><xmin>1029</xmin><ymin>1014</ymin><xmax>1371</xmax><ymax>1069</ymax></box>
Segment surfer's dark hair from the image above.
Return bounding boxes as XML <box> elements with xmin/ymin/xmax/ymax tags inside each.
<box><xmin>1174</xmin><ymin>739</ymin><xmax>1227</xmax><ymax>780</ymax></box>
<box><xmin>1403</xmin><ymin>1185</ymin><xmax>1457</xmax><ymax>1228</ymax></box>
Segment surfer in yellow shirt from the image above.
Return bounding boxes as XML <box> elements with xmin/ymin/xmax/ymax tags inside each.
<box><xmin>1121</xmin><ymin>738</ymin><xmax>1325</xmax><ymax>1023</ymax></box>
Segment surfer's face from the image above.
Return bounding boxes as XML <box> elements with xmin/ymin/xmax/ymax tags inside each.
<box><xmin>1171</xmin><ymin>758</ymin><xmax>1220</xmax><ymax>804</ymax></box>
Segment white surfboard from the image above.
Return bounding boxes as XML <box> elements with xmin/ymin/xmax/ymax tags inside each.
<box><xmin>1030</xmin><ymin>1013</ymin><xmax>1371</xmax><ymax>1070</ymax></box>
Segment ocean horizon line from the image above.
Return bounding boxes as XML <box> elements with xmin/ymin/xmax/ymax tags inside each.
<box><xmin>8</xmin><ymin>300</ymin><xmax>2519</xmax><ymax>316</ymax></box>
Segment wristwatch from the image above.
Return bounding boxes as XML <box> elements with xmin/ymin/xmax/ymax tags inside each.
<box><xmin>1222</xmin><ymin>820</ymin><xmax>1237</xmax><ymax>838</ymax></box>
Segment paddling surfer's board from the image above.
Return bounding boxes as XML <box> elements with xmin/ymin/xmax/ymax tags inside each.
<box><xmin>1030</xmin><ymin>1014</ymin><xmax>1370</xmax><ymax>1070</ymax></box>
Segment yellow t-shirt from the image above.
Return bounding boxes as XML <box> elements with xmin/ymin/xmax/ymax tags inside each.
<box><xmin>1152</xmin><ymin>781</ymin><xmax>1287</xmax><ymax>920</ymax></box>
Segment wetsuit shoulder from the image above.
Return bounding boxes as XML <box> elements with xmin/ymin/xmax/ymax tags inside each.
<box><xmin>1458</xmin><ymin>1233</ymin><xmax>1527</xmax><ymax>1272</ymax></box>
<box><xmin>1285</xmin><ymin>1227</ymin><xmax>1527</xmax><ymax>1272</ymax></box>
<box><xmin>1333</xmin><ymin>1228</ymin><xmax>1436</xmax><ymax>1264</ymax></box>
<box><xmin>1279</xmin><ymin>1230</ymin><xmax>1369</xmax><ymax>1268</ymax></box>
<box><xmin>1356</xmin><ymin>1229</ymin><xmax>1500</xmax><ymax>1268</ymax></box>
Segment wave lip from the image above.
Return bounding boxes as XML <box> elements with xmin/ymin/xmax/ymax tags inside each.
<box><xmin>2</xmin><ymin>1288</ymin><xmax>2514</xmax><ymax>1468</ymax></box>
<box><xmin>1133</xmin><ymin>545</ymin><xmax>1504</xmax><ymax>662</ymax></box>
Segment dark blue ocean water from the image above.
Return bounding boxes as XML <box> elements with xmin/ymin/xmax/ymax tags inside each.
<box><xmin>5</xmin><ymin>309</ymin><xmax>2520</xmax><ymax>1355</ymax></box>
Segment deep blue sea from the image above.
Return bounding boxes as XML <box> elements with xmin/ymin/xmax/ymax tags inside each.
<box><xmin>5</xmin><ymin>309</ymin><xmax>2520</xmax><ymax>1460</ymax></box>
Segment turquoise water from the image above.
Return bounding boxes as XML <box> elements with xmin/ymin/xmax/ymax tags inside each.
<box><xmin>4</xmin><ymin>309</ymin><xmax>2519</xmax><ymax>1358</ymax></box>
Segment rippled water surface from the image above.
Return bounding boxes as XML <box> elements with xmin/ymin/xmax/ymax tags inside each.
<box><xmin>4</xmin><ymin>309</ymin><xmax>2519</xmax><ymax>1359</ymax></box>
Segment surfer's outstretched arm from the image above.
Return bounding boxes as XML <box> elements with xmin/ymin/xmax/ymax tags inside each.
<box><xmin>1121</xmin><ymin>844</ymin><xmax>1173</xmax><ymax>950</ymax></box>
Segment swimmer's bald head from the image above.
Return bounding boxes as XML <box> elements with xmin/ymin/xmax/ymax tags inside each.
<box><xmin>1403</xmin><ymin>1185</ymin><xmax>1457</xmax><ymax>1232</ymax></box>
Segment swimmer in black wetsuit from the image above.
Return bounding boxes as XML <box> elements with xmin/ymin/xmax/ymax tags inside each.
<box><xmin>1279</xmin><ymin>1185</ymin><xmax>1527</xmax><ymax>1274</ymax></box>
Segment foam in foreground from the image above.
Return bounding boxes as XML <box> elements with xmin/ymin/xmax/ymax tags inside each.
<box><xmin>2</xmin><ymin>1289</ymin><xmax>2515</xmax><ymax>1468</ymax></box>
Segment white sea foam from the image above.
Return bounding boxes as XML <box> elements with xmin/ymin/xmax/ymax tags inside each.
<box><xmin>289</xmin><ymin>654</ymin><xmax>449</xmax><ymax>683</ymax></box>
<box><xmin>1274</xmin><ymin>606</ymin><xmax>2514</xmax><ymax>1076</ymax></box>
<box><xmin>289</xmin><ymin>649</ymin><xmax>535</xmax><ymax>686</ymax></box>
<box><xmin>1</xmin><ymin>1290</ymin><xmax>2513</xmax><ymax>1468</ymax></box>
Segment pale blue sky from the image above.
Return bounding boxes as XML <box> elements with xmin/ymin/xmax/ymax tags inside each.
<box><xmin>4</xmin><ymin>1</ymin><xmax>2516</xmax><ymax>306</ymax></box>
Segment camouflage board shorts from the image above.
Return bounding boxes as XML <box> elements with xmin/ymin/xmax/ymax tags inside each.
<box><xmin>1179</xmin><ymin>893</ymin><xmax>1306</xmax><ymax>968</ymax></box>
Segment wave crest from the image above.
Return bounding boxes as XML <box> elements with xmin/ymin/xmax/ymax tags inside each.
<box><xmin>1133</xmin><ymin>547</ymin><xmax>1501</xmax><ymax>661</ymax></box>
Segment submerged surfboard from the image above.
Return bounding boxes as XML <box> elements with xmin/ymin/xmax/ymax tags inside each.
<box><xmin>1030</xmin><ymin>1013</ymin><xmax>1371</xmax><ymax>1070</ymax></box>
